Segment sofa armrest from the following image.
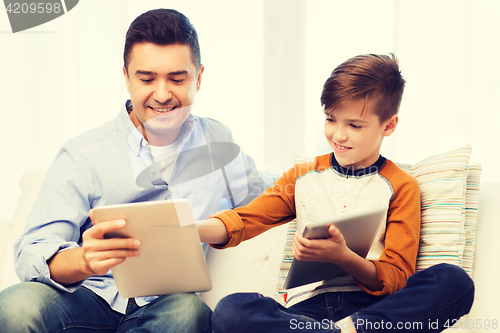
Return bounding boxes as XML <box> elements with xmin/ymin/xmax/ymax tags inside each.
<box><xmin>0</xmin><ymin>221</ymin><xmax>14</xmax><ymax>287</ymax></box>
<box><xmin>464</xmin><ymin>183</ymin><xmax>500</xmax><ymax>333</ymax></box>
<box><xmin>0</xmin><ymin>170</ymin><xmax>46</xmax><ymax>291</ymax></box>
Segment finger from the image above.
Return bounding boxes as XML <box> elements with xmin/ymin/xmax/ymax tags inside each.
<box><xmin>89</xmin><ymin>209</ymin><xmax>95</xmax><ymax>225</ymax></box>
<box><xmin>85</xmin><ymin>248</ymin><xmax>140</xmax><ymax>263</ymax></box>
<box><xmin>293</xmin><ymin>234</ymin><xmax>318</xmax><ymax>258</ymax></box>
<box><xmin>294</xmin><ymin>231</ymin><xmax>313</xmax><ymax>247</ymax></box>
<box><xmin>328</xmin><ymin>225</ymin><xmax>344</xmax><ymax>243</ymax></box>
<box><xmin>87</xmin><ymin>257</ymin><xmax>127</xmax><ymax>276</ymax></box>
<box><xmin>85</xmin><ymin>219</ymin><xmax>127</xmax><ymax>239</ymax></box>
<box><xmin>296</xmin><ymin>231</ymin><xmax>326</xmax><ymax>251</ymax></box>
<box><xmin>84</xmin><ymin>248</ymin><xmax>140</xmax><ymax>275</ymax></box>
<box><xmin>82</xmin><ymin>236</ymin><xmax>141</xmax><ymax>253</ymax></box>
<box><xmin>292</xmin><ymin>243</ymin><xmax>319</xmax><ymax>262</ymax></box>
<box><xmin>292</xmin><ymin>241</ymin><xmax>308</xmax><ymax>261</ymax></box>
<box><xmin>293</xmin><ymin>232</ymin><xmax>307</xmax><ymax>253</ymax></box>
<box><xmin>292</xmin><ymin>235</ymin><xmax>301</xmax><ymax>255</ymax></box>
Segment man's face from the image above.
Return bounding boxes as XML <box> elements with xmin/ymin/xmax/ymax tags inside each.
<box><xmin>123</xmin><ymin>42</ymin><xmax>204</xmax><ymax>146</ymax></box>
<box><xmin>324</xmin><ymin>100</ymin><xmax>398</xmax><ymax>169</ymax></box>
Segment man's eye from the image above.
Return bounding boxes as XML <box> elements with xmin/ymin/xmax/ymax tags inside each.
<box><xmin>140</xmin><ymin>79</ymin><xmax>153</xmax><ymax>83</ymax></box>
<box><xmin>171</xmin><ymin>79</ymin><xmax>185</xmax><ymax>84</ymax></box>
<box><xmin>326</xmin><ymin>118</ymin><xmax>335</xmax><ymax>122</ymax></box>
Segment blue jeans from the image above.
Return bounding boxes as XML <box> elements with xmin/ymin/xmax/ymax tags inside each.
<box><xmin>0</xmin><ymin>282</ymin><xmax>212</xmax><ymax>333</ymax></box>
<box><xmin>212</xmin><ymin>263</ymin><xmax>474</xmax><ymax>333</ymax></box>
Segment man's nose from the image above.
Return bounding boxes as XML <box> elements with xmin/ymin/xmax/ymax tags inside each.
<box><xmin>154</xmin><ymin>81</ymin><xmax>172</xmax><ymax>104</ymax></box>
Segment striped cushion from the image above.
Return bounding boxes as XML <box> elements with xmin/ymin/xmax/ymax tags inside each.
<box><xmin>273</xmin><ymin>146</ymin><xmax>480</xmax><ymax>304</ymax></box>
<box><xmin>273</xmin><ymin>221</ymin><xmax>296</xmax><ymax>305</ymax></box>
<box><xmin>408</xmin><ymin>145</ymin><xmax>472</xmax><ymax>271</ymax></box>
<box><xmin>463</xmin><ymin>164</ymin><xmax>481</xmax><ymax>277</ymax></box>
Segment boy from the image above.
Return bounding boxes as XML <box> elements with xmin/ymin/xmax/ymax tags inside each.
<box><xmin>198</xmin><ymin>54</ymin><xmax>474</xmax><ymax>332</ymax></box>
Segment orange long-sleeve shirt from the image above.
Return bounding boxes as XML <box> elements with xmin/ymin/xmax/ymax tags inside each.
<box><xmin>210</xmin><ymin>153</ymin><xmax>421</xmax><ymax>299</ymax></box>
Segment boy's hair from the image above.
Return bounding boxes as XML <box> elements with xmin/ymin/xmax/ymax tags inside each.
<box><xmin>123</xmin><ymin>9</ymin><xmax>201</xmax><ymax>74</ymax></box>
<box><xmin>320</xmin><ymin>53</ymin><xmax>405</xmax><ymax>123</ymax></box>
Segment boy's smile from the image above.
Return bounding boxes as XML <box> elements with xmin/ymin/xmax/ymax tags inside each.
<box><xmin>332</xmin><ymin>142</ymin><xmax>352</xmax><ymax>152</ymax></box>
<box><xmin>324</xmin><ymin>100</ymin><xmax>398</xmax><ymax>170</ymax></box>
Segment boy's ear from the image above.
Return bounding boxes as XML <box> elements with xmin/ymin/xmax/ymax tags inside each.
<box><xmin>383</xmin><ymin>115</ymin><xmax>399</xmax><ymax>137</ymax></box>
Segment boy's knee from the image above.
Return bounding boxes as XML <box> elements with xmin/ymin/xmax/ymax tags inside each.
<box><xmin>0</xmin><ymin>283</ymin><xmax>51</xmax><ymax>332</ymax></box>
<box><xmin>420</xmin><ymin>264</ymin><xmax>475</xmax><ymax>304</ymax></box>
<box><xmin>214</xmin><ymin>293</ymin><xmax>252</xmax><ymax>315</ymax></box>
<box><xmin>430</xmin><ymin>264</ymin><xmax>474</xmax><ymax>290</ymax></box>
<box><xmin>213</xmin><ymin>294</ymin><xmax>239</xmax><ymax>332</ymax></box>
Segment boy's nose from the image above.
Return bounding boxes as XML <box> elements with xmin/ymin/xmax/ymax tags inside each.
<box><xmin>333</xmin><ymin>128</ymin><xmax>348</xmax><ymax>142</ymax></box>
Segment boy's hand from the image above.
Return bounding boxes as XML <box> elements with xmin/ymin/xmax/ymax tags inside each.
<box><xmin>292</xmin><ymin>225</ymin><xmax>351</xmax><ymax>264</ymax></box>
<box><xmin>293</xmin><ymin>224</ymin><xmax>382</xmax><ymax>291</ymax></box>
<box><xmin>82</xmin><ymin>209</ymin><xmax>141</xmax><ymax>276</ymax></box>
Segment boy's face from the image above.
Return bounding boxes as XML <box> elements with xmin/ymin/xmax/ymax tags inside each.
<box><xmin>123</xmin><ymin>42</ymin><xmax>204</xmax><ymax>146</ymax></box>
<box><xmin>324</xmin><ymin>100</ymin><xmax>398</xmax><ymax>169</ymax></box>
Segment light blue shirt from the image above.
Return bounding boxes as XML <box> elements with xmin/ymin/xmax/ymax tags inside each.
<box><xmin>14</xmin><ymin>101</ymin><xmax>273</xmax><ymax>314</ymax></box>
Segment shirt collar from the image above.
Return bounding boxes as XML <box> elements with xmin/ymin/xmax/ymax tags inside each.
<box><xmin>330</xmin><ymin>153</ymin><xmax>387</xmax><ymax>177</ymax></box>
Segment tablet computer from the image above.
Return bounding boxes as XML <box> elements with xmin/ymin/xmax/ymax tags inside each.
<box><xmin>283</xmin><ymin>205</ymin><xmax>387</xmax><ymax>290</ymax></box>
<box><xmin>92</xmin><ymin>199</ymin><xmax>211</xmax><ymax>298</ymax></box>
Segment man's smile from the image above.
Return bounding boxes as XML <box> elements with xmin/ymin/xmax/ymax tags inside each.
<box><xmin>148</xmin><ymin>106</ymin><xmax>177</xmax><ymax>113</ymax></box>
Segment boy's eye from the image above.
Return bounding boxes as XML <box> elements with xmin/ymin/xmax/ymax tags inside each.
<box><xmin>350</xmin><ymin>124</ymin><xmax>362</xmax><ymax>129</ymax></box>
<box><xmin>140</xmin><ymin>79</ymin><xmax>153</xmax><ymax>83</ymax></box>
<box><xmin>171</xmin><ymin>79</ymin><xmax>185</xmax><ymax>84</ymax></box>
<box><xmin>326</xmin><ymin>118</ymin><xmax>335</xmax><ymax>122</ymax></box>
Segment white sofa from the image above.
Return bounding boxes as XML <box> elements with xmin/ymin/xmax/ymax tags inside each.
<box><xmin>1</xmin><ymin>170</ymin><xmax>499</xmax><ymax>333</ymax></box>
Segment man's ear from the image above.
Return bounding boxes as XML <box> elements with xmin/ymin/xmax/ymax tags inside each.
<box><xmin>383</xmin><ymin>115</ymin><xmax>399</xmax><ymax>137</ymax></box>
<box><xmin>123</xmin><ymin>66</ymin><xmax>131</xmax><ymax>94</ymax></box>
<box><xmin>196</xmin><ymin>65</ymin><xmax>205</xmax><ymax>92</ymax></box>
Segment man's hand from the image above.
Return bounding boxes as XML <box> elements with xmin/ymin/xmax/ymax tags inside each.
<box><xmin>292</xmin><ymin>225</ymin><xmax>350</xmax><ymax>264</ymax></box>
<box><xmin>47</xmin><ymin>210</ymin><xmax>141</xmax><ymax>286</ymax></box>
<box><xmin>81</xmin><ymin>210</ymin><xmax>141</xmax><ymax>276</ymax></box>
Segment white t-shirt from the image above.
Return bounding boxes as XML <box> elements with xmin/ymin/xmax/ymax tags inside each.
<box><xmin>148</xmin><ymin>133</ymin><xmax>185</xmax><ymax>184</ymax></box>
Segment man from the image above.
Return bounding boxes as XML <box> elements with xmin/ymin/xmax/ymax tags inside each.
<box><xmin>0</xmin><ymin>9</ymin><xmax>270</xmax><ymax>333</ymax></box>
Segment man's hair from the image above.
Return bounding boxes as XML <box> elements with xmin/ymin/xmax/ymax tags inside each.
<box><xmin>320</xmin><ymin>53</ymin><xmax>405</xmax><ymax>123</ymax></box>
<box><xmin>123</xmin><ymin>9</ymin><xmax>201</xmax><ymax>73</ymax></box>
